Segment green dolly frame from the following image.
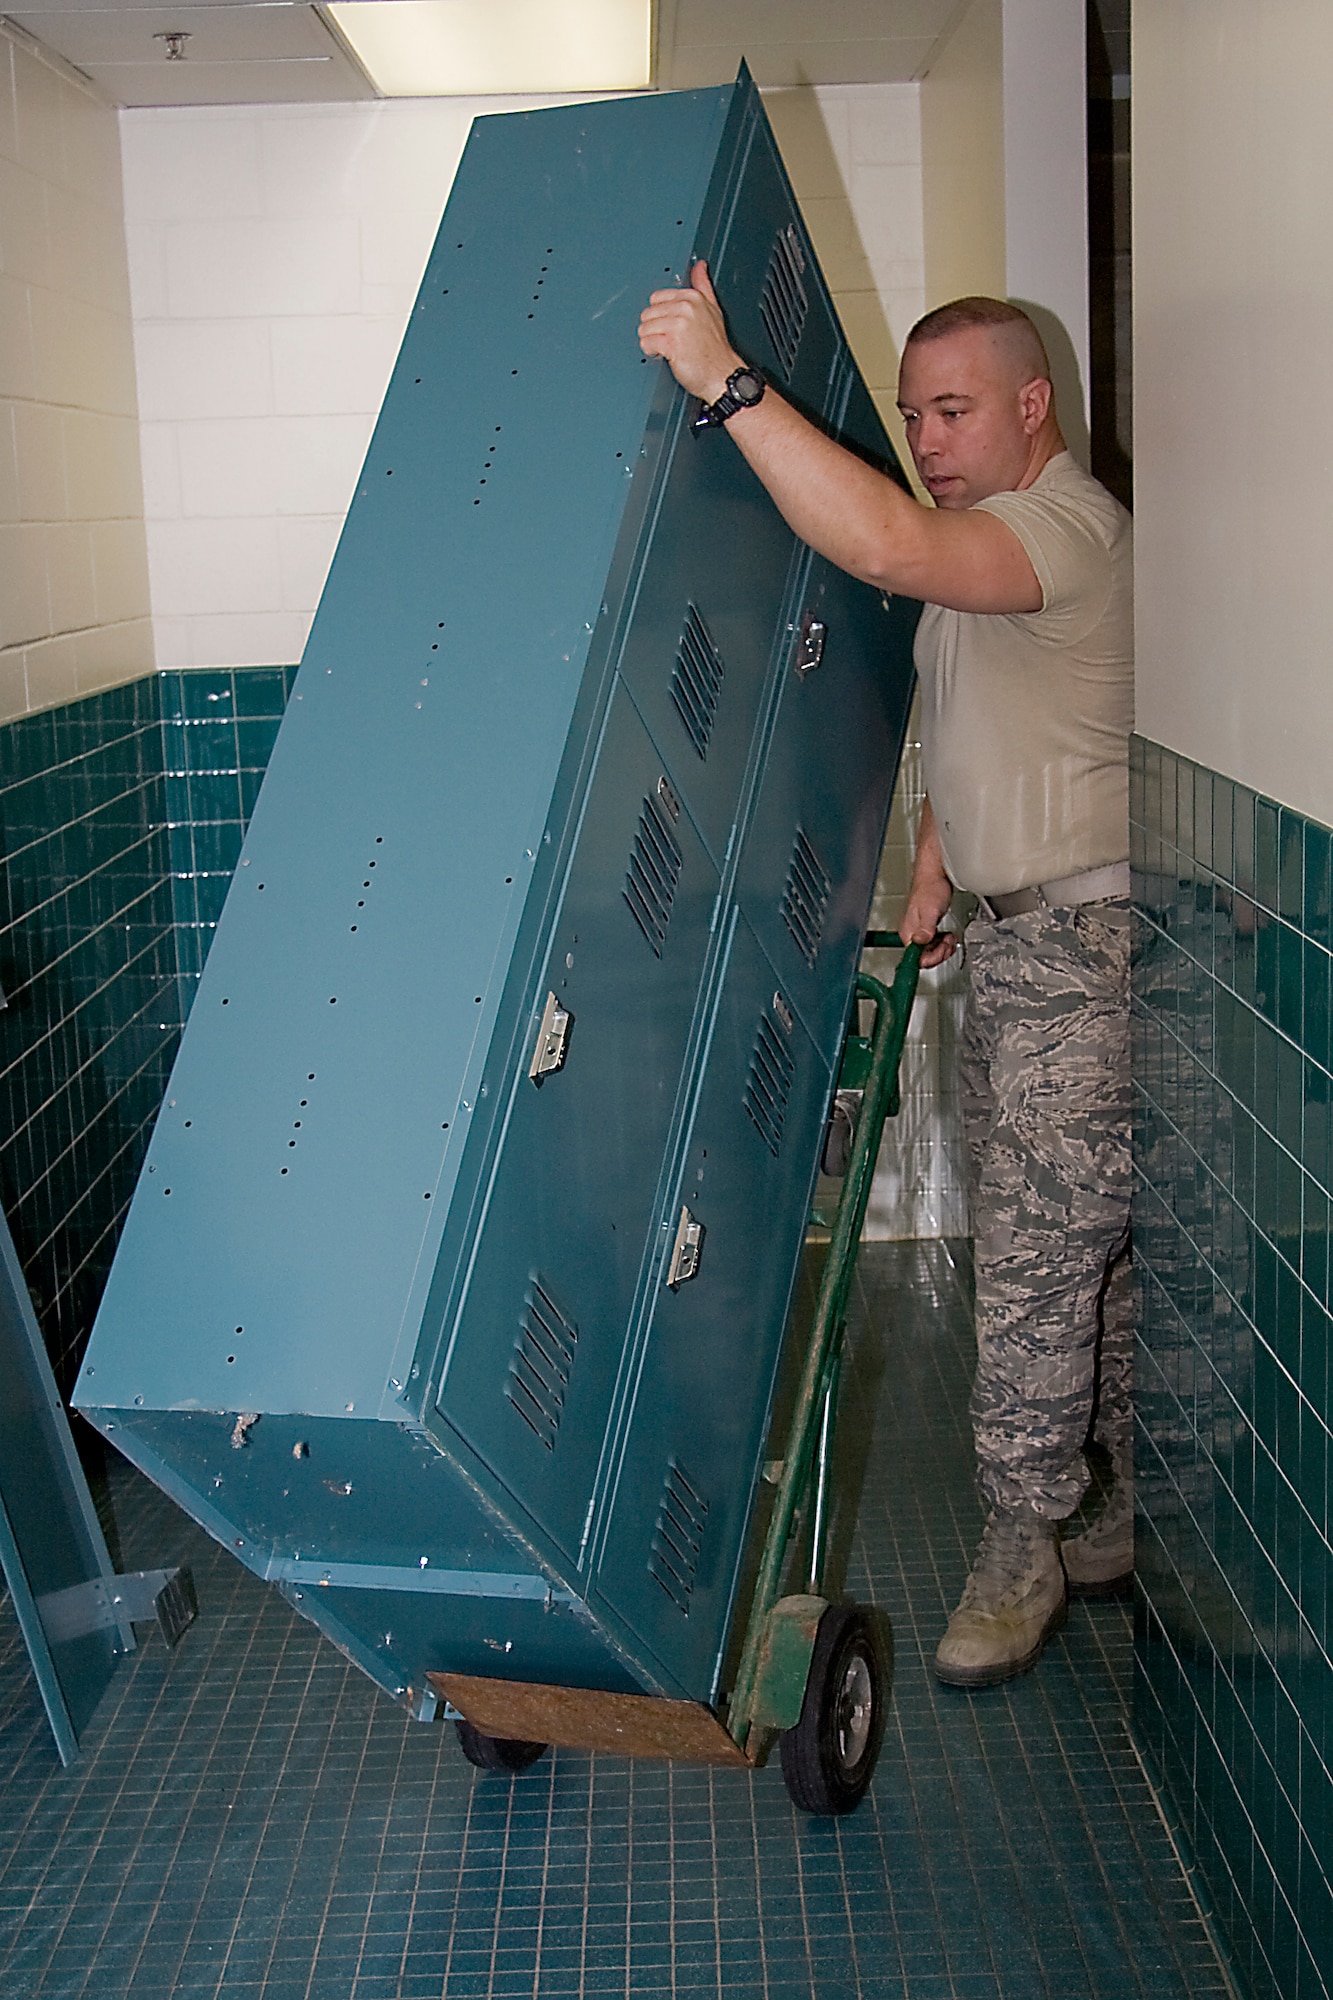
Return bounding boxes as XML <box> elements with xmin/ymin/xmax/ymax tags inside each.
<box><xmin>431</xmin><ymin>934</ymin><xmax>923</xmax><ymax>1816</ymax></box>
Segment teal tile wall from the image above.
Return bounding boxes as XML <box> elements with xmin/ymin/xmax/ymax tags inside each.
<box><xmin>0</xmin><ymin>668</ymin><xmax>293</xmax><ymax>1396</ymax></box>
<box><xmin>1131</xmin><ymin>734</ymin><xmax>1333</xmax><ymax>2000</ymax></box>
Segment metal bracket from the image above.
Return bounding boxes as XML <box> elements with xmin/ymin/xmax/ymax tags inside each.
<box><xmin>795</xmin><ymin>614</ymin><xmax>827</xmax><ymax>674</ymax></box>
<box><xmin>38</xmin><ymin>1566</ymin><xmax>197</xmax><ymax>1651</ymax></box>
<box><xmin>666</xmin><ymin>1206</ymin><xmax>704</xmax><ymax>1288</ymax></box>
<box><xmin>747</xmin><ymin>1593</ymin><xmax>828</xmax><ymax>1732</ymax></box>
<box><xmin>529</xmin><ymin>991</ymin><xmax>573</xmax><ymax>1081</ymax></box>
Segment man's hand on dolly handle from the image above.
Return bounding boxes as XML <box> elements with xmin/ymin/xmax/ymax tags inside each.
<box><xmin>901</xmin><ymin>796</ymin><xmax>958</xmax><ymax>970</ymax></box>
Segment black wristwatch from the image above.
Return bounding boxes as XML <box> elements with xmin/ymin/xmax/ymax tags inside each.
<box><xmin>692</xmin><ymin>364</ymin><xmax>766</xmax><ymax>432</ymax></box>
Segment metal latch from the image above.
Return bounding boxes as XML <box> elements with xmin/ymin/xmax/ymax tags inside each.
<box><xmin>529</xmin><ymin>991</ymin><xmax>573</xmax><ymax>1081</ymax></box>
<box><xmin>795</xmin><ymin>614</ymin><xmax>827</xmax><ymax>674</ymax></box>
<box><xmin>666</xmin><ymin>1205</ymin><xmax>704</xmax><ymax>1288</ymax></box>
<box><xmin>656</xmin><ymin>773</ymin><xmax>680</xmax><ymax>821</ymax></box>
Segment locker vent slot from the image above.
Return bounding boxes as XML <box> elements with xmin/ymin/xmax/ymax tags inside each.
<box><xmin>671</xmin><ymin>604</ymin><xmax>725</xmax><ymax>760</ymax></box>
<box><xmin>506</xmin><ymin>1278</ymin><xmax>578</xmax><ymax>1449</ymax></box>
<box><xmin>624</xmin><ymin>798</ymin><xmax>683</xmax><ymax>956</ymax></box>
<box><xmin>649</xmin><ymin>1458</ymin><xmax>709</xmax><ymax>1615</ymax></box>
<box><xmin>759</xmin><ymin>225</ymin><xmax>809</xmax><ymax>379</ymax></box>
<box><xmin>744</xmin><ymin>1011</ymin><xmax>795</xmax><ymax>1157</ymax></box>
<box><xmin>782</xmin><ymin>826</ymin><xmax>831</xmax><ymax>968</ymax></box>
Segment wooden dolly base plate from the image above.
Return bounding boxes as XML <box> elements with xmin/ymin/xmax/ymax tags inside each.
<box><xmin>427</xmin><ymin>1673</ymin><xmax>755</xmax><ymax>1766</ymax></box>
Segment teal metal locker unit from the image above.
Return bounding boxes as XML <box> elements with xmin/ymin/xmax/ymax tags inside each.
<box><xmin>75</xmin><ymin>75</ymin><xmax>919</xmax><ymax>1725</ymax></box>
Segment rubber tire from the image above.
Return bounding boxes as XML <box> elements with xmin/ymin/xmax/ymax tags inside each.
<box><xmin>780</xmin><ymin>1604</ymin><xmax>886</xmax><ymax>1816</ymax></box>
<box><xmin>454</xmin><ymin>1719</ymin><xmax>548</xmax><ymax>1773</ymax></box>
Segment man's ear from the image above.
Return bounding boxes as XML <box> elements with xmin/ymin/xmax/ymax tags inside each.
<box><xmin>1019</xmin><ymin>376</ymin><xmax>1053</xmax><ymax>434</ymax></box>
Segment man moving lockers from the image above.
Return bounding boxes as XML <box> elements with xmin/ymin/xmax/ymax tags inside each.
<box><xmin>639</xmin><ymin>272</ymin><xmax>1133</xmax><ymax>1687</ymax></box>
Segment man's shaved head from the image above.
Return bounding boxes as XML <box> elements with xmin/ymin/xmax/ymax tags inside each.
<box><xmin>896</xmin><ymin>297</ymin><xmax>1063</xmax><ymax>508</ymax></box>
<box><xmin>905</xmin><ymin>298</ymin><xmax>1051</xmax><ymax>392</ymax></box>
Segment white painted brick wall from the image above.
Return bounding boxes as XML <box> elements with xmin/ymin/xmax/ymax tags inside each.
<box><xmin>0</xmin><ymin>28</ymin><xmax>152</xmax><ymax>720</ymax></box>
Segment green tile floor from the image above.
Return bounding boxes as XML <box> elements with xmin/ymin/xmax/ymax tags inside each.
<box><xmin>0</xmin><ymin>1242</ymin><xmax>1234</xmax><ymax>1998</ymax></box>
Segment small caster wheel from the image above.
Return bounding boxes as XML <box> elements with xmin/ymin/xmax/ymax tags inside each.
<box><xmin>820</xmin><ymin>1091</ymin><xmax>861</xmax><ymax>1178</ymax></box>
<box><xmin>780</xmin><ymin>1603</ymin><xmax>886</xmax><ymax>1815</ymax></box>
<box><xmin>454</xmin><ymin>1719</ymin><xmax>548</xmax><ymax>1773</ymax></box>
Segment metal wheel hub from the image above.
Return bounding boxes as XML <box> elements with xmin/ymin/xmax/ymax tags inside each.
<box><xmin>834</xmin><ymin>1650</ymin><xmax>874</xmax><ymax>1768</ymax></box>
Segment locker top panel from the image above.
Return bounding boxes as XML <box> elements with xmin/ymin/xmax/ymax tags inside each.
<box><xmin>77</xmin><ymin>85</ymin><xmax>754</xmax><ymax>1423</ymax></box>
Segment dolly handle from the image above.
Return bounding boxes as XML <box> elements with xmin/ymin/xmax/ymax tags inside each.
<box><xmin>727</xmin><ymin>948</ymin><xmax>923</xmax><ymax>1749</ymax></box>
<box><xmin>864</xmin><ymin>928</ymin><xmax>951</xmax><ymax>950</ymax></box>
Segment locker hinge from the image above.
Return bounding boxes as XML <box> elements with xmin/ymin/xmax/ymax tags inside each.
<box><xmin>666</xmin><ymin>1206</ymin><xmax>704</xmax><ymax>1288</ymax></box>
<box><xmin>529</xmin><ymin>992</ymin><xmax>573</xmax><ymax>1081</ymax></box>
<box><xmin>795</xmin><ymin>614</ymin><xmax>827</xmax><ymax>674</ymax></box>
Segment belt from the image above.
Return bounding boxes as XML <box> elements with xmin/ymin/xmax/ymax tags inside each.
<box><xmin>975</xmin><ymin>860</ymin><xmax>1131</xmax><ymax>921</ymax></box>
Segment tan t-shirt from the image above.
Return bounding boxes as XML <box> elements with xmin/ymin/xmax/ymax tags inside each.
<box><xmin>914</xmin><ymin>451</ymin><xmax>1133</xmax><ymax>897</ymax></box>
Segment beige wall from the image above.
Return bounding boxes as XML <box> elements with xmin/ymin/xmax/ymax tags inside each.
<box><xmin>0</xmin><ymin>26</ymin><xmax>152</xmax><ymax>722</ymax></box>
<box><xmin>920</xmin><ymin>0</ymin><xmax>1088</xmax><ymax>455</ymax></box>
<box><xmin>1134</xmin><ymin>0</ymin><xmax>1333</xmax><ymax>824</ymax></box>
<box><xmin>920</xmin><ymin>0</ymin><xmax>1005</xmax><ymax>311</ymax></box>
<box><xmin>764</xmin><ymin>84</ymin><xmax>923</xmax><ymax>475</ymax></box>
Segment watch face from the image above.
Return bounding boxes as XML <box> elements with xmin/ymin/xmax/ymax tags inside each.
<box><xmin>731</xmin><ymin>368</ymin><xmax>764</xmax><ymax>405</ymax></box>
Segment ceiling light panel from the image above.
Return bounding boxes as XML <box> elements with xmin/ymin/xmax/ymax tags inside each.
<box><xmin>328</xmin><ymin>0</ymin><xmax>652</xmax><ymax>96</ymax></box>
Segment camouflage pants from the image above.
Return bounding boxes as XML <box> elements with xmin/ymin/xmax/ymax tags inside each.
<box><xmin>960</xmin><ymin>901</ymin><xmax>1133</xmax><ymax>1521</ymax></box>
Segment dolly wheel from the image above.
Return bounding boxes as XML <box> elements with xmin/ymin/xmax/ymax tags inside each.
<box><xmin>454</xmin><ymin>1719</ymin><xmax>548</xmax><ymax>1773</ymax></box>
<box><xmin>780</xmin><ymin>1604</ymin><xmax>886</xmax><ymax>1816</ymax></box>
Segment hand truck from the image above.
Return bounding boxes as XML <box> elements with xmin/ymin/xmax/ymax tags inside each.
<box><xmin>439</xmin><ymin>934</ymin><xmax>924</xmax><ymax>1815</ymax></box>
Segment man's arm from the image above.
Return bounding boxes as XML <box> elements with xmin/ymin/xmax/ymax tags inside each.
<box><xmin>900</xmin><ymin>796</ymin><xmax>958</xmax><ymax>969</ymax></box>
<box><xmin>638</xmin><ymin>265</ymin><xmax>1041</xmax><ymax>616</ymax></box>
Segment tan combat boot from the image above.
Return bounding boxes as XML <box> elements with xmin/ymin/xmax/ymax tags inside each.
<box><xmin>1060</xmin><ymin>1469</ymin><xmax>1133</xmax><ymax>1598</ymax></box>
<box><xmin>933</xmin><ymin>1507</ymin><xmax>1067</xmax><ymax>1689</ymax></box>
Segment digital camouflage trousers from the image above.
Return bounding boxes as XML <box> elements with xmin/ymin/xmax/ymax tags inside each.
<box><xmin>959</xmin><ymin>900</ymin><xmax>1133</xmax><ymax>1521</ymax></box>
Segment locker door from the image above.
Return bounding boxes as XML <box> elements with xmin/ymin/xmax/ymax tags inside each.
<box><xmin>711</xmin><ymin>122</ymin><xmax>840</xmax><ymax>421</ymax></box>
<box><xmin>615</xmin><ymin>419</ymin><xmax>798</xmax><ymax>873</ymax></box>
<box><xmin>436</xmin><ymin>682</ymin><xmax>720</xmax><ymax>1563</ymax></box>
<box><xmin>735</xmin><ymin>557</ymin><xmax>916</xmax><ymax>1065</ymax></box>
<box><xmin>593</xmin><ymin>911</ymin><xmax>831</xmax><ymax>1699</ymax></box>
<box><xmin>614</xmin><ymin>115</ymin><xmax>842</xmax><ymax>875</ymax></box>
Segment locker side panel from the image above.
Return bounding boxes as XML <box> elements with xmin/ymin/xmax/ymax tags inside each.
<box><xmin>75</xmin><ymin>88</ymin><xmax>735</xmax><ymax>1426</ymax></box>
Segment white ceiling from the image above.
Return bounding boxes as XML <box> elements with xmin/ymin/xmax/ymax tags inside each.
<box><xmin>5</xmin><ymin>0</ymin><xmax>972</xmax><ymax>107</ymax></box>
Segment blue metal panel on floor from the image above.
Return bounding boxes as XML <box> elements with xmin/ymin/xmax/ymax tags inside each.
<box><xmin>0</xmin><ymin>1207</ymin><xmax>131</xmax><ymax>1762</ymax></box>
<box><xmin>75</xmin><ymin>72</ymin><xmax>918</xmax><ymax>1714</ymax></box>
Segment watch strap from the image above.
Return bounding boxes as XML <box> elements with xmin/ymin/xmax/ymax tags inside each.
<box><xmin>692</xmin><ymin>366</ymin><xmax>765</xmax><ymax>432</ymax></box>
